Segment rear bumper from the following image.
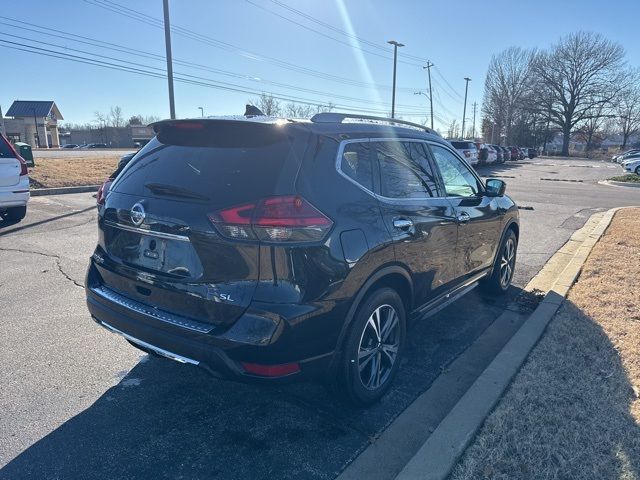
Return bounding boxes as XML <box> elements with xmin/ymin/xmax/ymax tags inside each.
<box><xmin>85</xmin><ymin>263</ymin><xmax>334</xmax><ymax>383</ymax></box>
<box><xmin>0</xmin><ymin>179</ymin><xmax>29</xmax><ymax>209</ymax></box>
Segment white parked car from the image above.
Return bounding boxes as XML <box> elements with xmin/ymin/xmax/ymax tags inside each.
<box><xmin>448</xmin><ymin>140</ymin><xmax>479</xmax><ymax>166</ymax></box>
<box><xmin>622</xmin><ymin>156</ymin><xmax>640</xmax><ymax>175</ymax></box>
<box><xmin>0</xmin><ymin>134</ymin><xmax>29</xmax><ymax>222</ymax></box>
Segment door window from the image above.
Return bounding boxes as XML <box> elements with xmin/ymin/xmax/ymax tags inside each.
<box><xmin>430</xmin><ymin>144</ymin><xmax>483</xmax><ymax>197</ymax></box>
<box><xmin>340</xmin><ymin>142</ymin><xmax>374</xmax><ymax>191</ymax></box>
<box><xmin>375</xmin><ymin>141</ymin><xmax>439</xmax><ymax>199</ymax></box>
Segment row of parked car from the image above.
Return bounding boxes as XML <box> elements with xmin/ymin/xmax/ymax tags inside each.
<box><xmin>611</xmin><ymin>148</ymin><xmax>640</xmax><ymax>175</ymax></box>
<box><xmin>60</xmin><ymin>143</ymin><xmax>108</xmax><ymax>149</ymax></box>
<box><xmin>449</xmin><ymin>140</ymin><xmax>538</xmax><ymax>166</ymax></box>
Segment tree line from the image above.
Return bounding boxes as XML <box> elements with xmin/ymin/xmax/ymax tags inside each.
<box><xmin>482</xmin><ymin>32</ymin><xmax>640</xmax><ymax>155</ymax></box>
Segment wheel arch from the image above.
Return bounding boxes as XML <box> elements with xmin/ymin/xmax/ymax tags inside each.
<box><xmin>327</xmin><ymin>265</ymin><xmax>413</xmax><ymax>376</ymax></box>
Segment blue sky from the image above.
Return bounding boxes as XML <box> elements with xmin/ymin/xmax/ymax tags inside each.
<box><xmin>1</xmin><ymin>0</ymin><xmax>639</xmax><ymax>132</ymax></box>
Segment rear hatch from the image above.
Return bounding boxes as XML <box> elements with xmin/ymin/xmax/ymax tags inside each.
<box><xmin>94</xmin><ymin>119</ymin><xmax>310</xmax><ymax>328</ymax></box>
<box><xmin>0</xmin><ymin>137</ymin><xmax>21</xmax><ymax>187</ymax></box>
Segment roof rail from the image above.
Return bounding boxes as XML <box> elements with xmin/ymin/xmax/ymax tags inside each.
<box><xmin>310</xmin><ymin>112</ymin><xmax>439</xmax><ymax>136</ymax></box>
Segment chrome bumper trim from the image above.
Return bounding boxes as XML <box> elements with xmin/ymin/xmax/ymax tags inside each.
<box><xmin>91</xmin><ymin>285</ymin><xmax>214</xmax><ymax>333</ymax></box>
<box><xmin>100</xmin><ymin>320</ymin><xmax>200</xmax><ymax>365</ymax></box>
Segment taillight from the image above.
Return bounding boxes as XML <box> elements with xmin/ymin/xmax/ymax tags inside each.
<box><xmin>209</xmin><ymin>195</ymin><xmax>333</xmax><ymax>243</ymax></box>
<box><xmin>1</xmin><ymin>135</ymin><xmax>28</xmax><ymax>175</ymax></box>
<box><xmin>18</xmin><ymin>157</ymin><xmax>28</xmax><ymax>176</ymax></box>
<box><xmin>96</xmin><ymin>179</ymin><xmax>112</xmax><ymax>205</ymax></box>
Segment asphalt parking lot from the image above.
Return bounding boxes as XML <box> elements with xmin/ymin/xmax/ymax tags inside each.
<box><xmin>1</xmin><ymin>158</ymin><xmax>639</xmax><ymax>480</ymax></box>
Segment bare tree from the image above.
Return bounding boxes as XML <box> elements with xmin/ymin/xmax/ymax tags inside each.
<box><xmin>284</xmin><ymin>102</ymin><xmax>314</xmax><ymax>118</ymax></box>
<box><xmin>482</xmin><ymin>47</ymin><xmax>535</xmax><ymax>144</ymax></box>
<box><xmin>530</xmin><ymin>32</ymin><xmax>627</xmax><ymax>156</ymax></box>
<box><xmin>109</xmin><ymin>106</ymin><xmax>124</xmax><ymax>128</ymax></box>
<box><xmin>251</xmin><ymin>93</ymin><xmax>281</xmax><ymax>116</ymax></box>
<box><xmin>616</xmin><ymin>82</ymin><xmax>640</xmax><ymax>150</ymax></box>
<box><xmin>447</xmin><ymin>119</ymin><xmax>459</xmax><ymax>139</ymax></box>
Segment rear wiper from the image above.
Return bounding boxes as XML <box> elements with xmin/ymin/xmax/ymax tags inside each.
<box><xmin>144</xmin><ymin>183</ymin><xmax>210</xmax><ymax>201</ymax></box>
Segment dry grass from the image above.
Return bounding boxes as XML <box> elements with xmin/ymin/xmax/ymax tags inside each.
<box><xmin>451</xmin><ymin>208</ymin><xmax>640</xmax><ymax>480</ymax></box>
<box><xmin>28</xmin><ymin>156</ymin><xmax>119</xmax><ymax>188</ymax></box>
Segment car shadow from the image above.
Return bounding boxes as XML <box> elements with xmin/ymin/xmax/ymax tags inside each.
<box><xmin>475</xmin><ymin>161</ymin><xmax>529</xmax><ymax>177</ymax></box>
<box><xmin>0</xmin><ymin>287</ymin><xmax>541</xmax><ymax>480</ymax></box>
<box><xmin>0</xmin><ymin>205</ymin><xmax>94</xmax><ymax>235</ymax></box>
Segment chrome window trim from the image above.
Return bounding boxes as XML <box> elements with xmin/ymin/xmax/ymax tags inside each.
<box><xmin>335</xmin><ymin>137</ymin><xmax>449</xmax><ymax>203</ymax></box>
<box><xmin>104</xmin><ymin>220</ymin><xmax>190</xmax><ymax>242</ymax></box>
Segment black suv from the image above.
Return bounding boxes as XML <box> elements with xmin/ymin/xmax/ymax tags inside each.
<box><xmin>85</xmin><ymin>112</ymin><xmax>519</xmax><ymax>405</ymax></box>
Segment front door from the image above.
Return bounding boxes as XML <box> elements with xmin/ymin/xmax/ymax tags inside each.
<box><xmin>428</xmin><ymin>143</ymin><xmax>503</xmax><ymax>280</ymax></box>
<box><xmin>373</xmin><ymin>140</ymin><xmax>459</xmax><ymax>307</ymax></box>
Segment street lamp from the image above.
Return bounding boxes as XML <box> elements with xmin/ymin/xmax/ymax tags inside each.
<box><xmin>198</xmin><ymin>106</ymin><xmax>204</xmax><ymax>117</ymax></box>
<box><xmin>387</xmin><ymin>40</ymin><xmax>404</xmax><ymax>119</ymax></box>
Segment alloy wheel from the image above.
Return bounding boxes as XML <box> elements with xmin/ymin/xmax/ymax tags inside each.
<box><xmin>500</xmin><ymin>237</ymin><xmax>516</xmax><ymax>288</ymax></box>
<box><xmin>357</xmin><ymin>304</ymin><xmax>400</xmax><ymax>390</ymax></box>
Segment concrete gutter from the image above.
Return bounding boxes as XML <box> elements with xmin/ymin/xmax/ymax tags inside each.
<box><xmin>30</xmin><ymin>185</ymin><xmax>100</xmax><ymax>196</ymax></box>
<box><xmin>598</xmin><ymin>179</ymin><xmax>640</xmax><ymax>188</ymax></box>
<box><xmin>393</xmin><ymin>207</ymin><xmax>624</xmax><ymax>480</ymax></box>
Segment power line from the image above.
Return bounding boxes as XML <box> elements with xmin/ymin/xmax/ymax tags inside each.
<box><xmin>0</xmin><ymin>39</ymin><xmax>427</xmax><ymax>116</ymax></box>
<box><xmin>245</xmin><ymin>0</ymin><xmax>425</xmax><ymax>68</ymax></box>
<box><xmin>84</xmin><ymin>0</ymin><xmax>422</xmax><ymax>93</ymax></box>
<box><xmin>265</xmin><ymin>0</ymin><xmax>432</xmax><ymax>64</ymax></box>
<box><xmin>0</xmin><ymin>18</ymin><xmax>426</xmax><ymax>111</ymax></box>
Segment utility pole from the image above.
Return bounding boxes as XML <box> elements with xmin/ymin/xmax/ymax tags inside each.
<box><xmin>387</xmin><ymin>40</ymin><xmax>404</xmax><ymax>118</ymax></box>
<box><xmin>471</xmin><ymin>101</ymin><xmax>477</xmax><ymax>139</ymax></box>
<box><xmin>32</xmin><ymin>108</ymin><xmax>40</xmax><ymax>148</ymax></box>
<box><xmin>461</xmin><ymin>77</ymin><xmax>471</xmax><ymax>139</ymax></box>
<box><xmin>423</xmin><ymin>62</ymin><xmax>434</xmax><ymax>130</ymax></box>
<box><xmin>163</xmin><ymin>0</ymin><xmax>176</xmax><ymax>119</ymax></box>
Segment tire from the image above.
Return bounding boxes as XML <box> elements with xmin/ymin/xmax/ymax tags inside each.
<box><xmin>635</xmin><ymin>166</ymin><xmax>640</xmax><ymax>176</ymax></box>
<box><xmin>336</xmin><ymin>288</ymin><xmax>406</xmax><ymax>406</ymax></box>
<box><xmin>481</xmin><ymin>229</ymin><xmax>517</xmax><ymax>295</ymax></box>
<box><xmin>3</xmin><ymin>206</ymin><xmax>26</xmax><ymax>222</ymax></box>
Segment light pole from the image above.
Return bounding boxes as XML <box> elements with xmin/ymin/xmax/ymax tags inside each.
<box><xmin>163</xmin><ymin>0</ymin><xmax>176</xmax><ymax>119</ymax></box>
<box><xmin>387</xmin><ymin>40</ymin><xmax>404</xmax><ymax>118</ymax></box>
<box><xmin>461</xmin><ymin>77</ymin><xmax>471</xmax><ymax>139</ymax></box>
<box><xmin>198</xmin><ymin>107</ymin><xmax>204</xmax><ymax>117</ymax></box>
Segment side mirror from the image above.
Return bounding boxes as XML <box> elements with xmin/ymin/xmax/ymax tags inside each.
<box><xmin>486</xmin><ymin>178</ymin><xmax>506</xmax><ymax>197</ymax></box>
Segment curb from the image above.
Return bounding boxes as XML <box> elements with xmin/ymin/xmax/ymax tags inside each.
<box><xmin>394</xmin><ymin>207</ymin><xmax>624</xmax><ymax>480</ymax></box>
<box><xmin>30</xmin><ymin>185</ymin><xmax>100</xmax><ymax>196</ymax></box>
<box><xmin>598</xmin><ymin>179</ymin><xmax>640</xmax><ymax>189</ymax></box>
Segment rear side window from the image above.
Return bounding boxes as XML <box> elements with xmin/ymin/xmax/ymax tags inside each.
<box><xmin>340</xmin><ymin>142</ymin><xmax>374</xmax><ymax>192</ymax></box>
<box><xmin>112</xmin><ymin>122</ymin><xmax>298</xmax><ymax>204</ymax></box>
<box><xmin>0</xmin><ymin>137</ymin><xmax>16</xmax><ymax>158</ymax></box>
<box><xmin>375</xmin><ymin>141</ymin><xmax>439</xmax><ymax>199</ymax></box>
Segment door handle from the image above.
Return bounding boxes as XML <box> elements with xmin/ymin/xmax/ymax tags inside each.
<box><xmin>393</xmin><ymin>218</ymin><xmax>414</xmax><ymax>231</ymax></box>
<box><xmin>456</xmin><ymin>212</ymin><xmax>471</xmax><ymax>224</ymax></box>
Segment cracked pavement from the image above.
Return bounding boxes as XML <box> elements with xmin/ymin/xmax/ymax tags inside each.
<box><xmin>1</xmin><ymin>160</ymin><xmax>640</xmax><ymax>480</ymax></box>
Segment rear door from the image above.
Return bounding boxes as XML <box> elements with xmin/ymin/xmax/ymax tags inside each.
<box><xmin>97</xmin><ymin>120</ymin><xmax>308</xmax><ymax>327</ymax></box>
<box><xmin>427</xmin><ymin>142</ymin><xmax>503</xmax><ymax>280</ymax></box>
<box><xmin>0</xmin><ymin>137</ymin><xmax>21</xmax><ymax>187</ymax></box>
<box><xmin>373</xmin><ymin>140</ymin><xmax>459</xmax><ymax>306</ymax></box>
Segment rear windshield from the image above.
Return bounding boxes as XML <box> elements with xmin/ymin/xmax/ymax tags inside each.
<box><xmin>449</xmin><ymin>141</ymin><xmax>476</xmax><ymax>150</ymax></box>
<box><xmin>0</xmin><ymin>137</ymin><xmax>16</xmax><ymax>158</ymax></box>
<box><xmin>111</xmin><ymin>122</ymin><xmax>299</xmax><ymax>204</ymax></box>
